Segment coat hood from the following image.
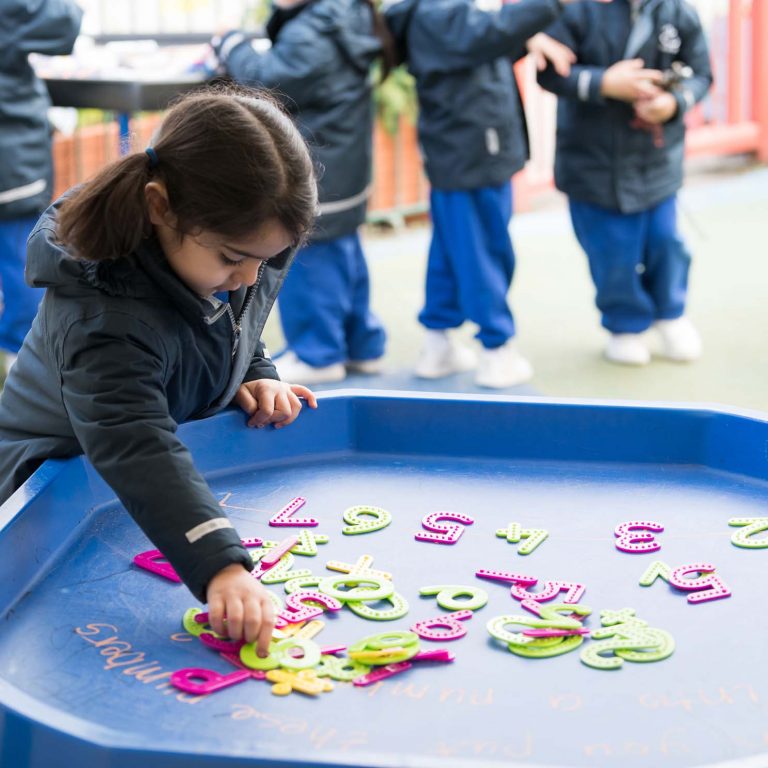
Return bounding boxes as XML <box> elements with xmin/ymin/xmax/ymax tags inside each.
<box><xmin>303</xmin><ymin>0</ymin><xmax>382</xmax><ymax>73</ymax></box>
<box><xmin>24</xmin><ymin>198</ymin><xmax>270</xmax><ymax>327</ymax></box>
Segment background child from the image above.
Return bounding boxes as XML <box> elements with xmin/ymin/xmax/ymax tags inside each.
<box><xmin>538</xmin><ymin>0</ymin><xmax>712</xmax><ymax>365</ymax></box>
<box><xmin>212</xmin><ymin>0</ymin><xmax>397</xmax><ymax>385</ymax></box>
<box><xmin>383</xmin><ymin>0</ymin><xmax>585</xmax><ymax>388</ymax></box>
<box><xmin>0</xmin><ymin>0</ymin><xmax>82</xmax><ymax>376</ymax></box>
<box><xmin>0</xmin><ymin>89</ymin><xmax>318</xmax><ymax>656</ymax></box>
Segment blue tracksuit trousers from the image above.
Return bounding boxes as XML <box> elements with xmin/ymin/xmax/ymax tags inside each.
<box><xmin>569</xmin><ymin>195</ymin><xmax>691</xmax><ymax>334</ymax></box>
<box><xmin>420</xmin><ymin>183</ymin><xmax>517</xmax><ymax>349</ymax></box>
<box><xmin>277</xmin><ymin>232</ymin><xmax>386</xmax><ymax>367</ymax></box>
<box><xmin>0</xmin><ymin>215</ymin><xmax>42</xmax><ymax>354</ymax></box>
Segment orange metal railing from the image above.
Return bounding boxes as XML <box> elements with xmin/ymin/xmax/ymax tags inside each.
<box><xmin>52</xmin><ymin>3</ymin><xmax>767</xmax><ymax>217</ymax></box>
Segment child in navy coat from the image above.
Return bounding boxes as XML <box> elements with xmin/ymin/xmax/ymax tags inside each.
<box><xmin>384</xmin><ymin>0</ymin><xmax>587</xmax><ymax>387</ymax></box>
<box><xmin>212</xmin><ymin>0</ymin><xmax>396</xmax><ymax>384</ymax></box>
<box><xmin>538</xmin><ymin>0</ymin><xmax>712</xmax><ymax>365</ymax></box>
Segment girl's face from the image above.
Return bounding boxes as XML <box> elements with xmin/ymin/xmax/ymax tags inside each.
<box><xmin>146</xmin><ymin>182</ymin><xmax>293</xmax><ymax>297</ymax></box>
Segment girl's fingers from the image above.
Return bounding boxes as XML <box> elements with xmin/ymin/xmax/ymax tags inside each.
<box><xmin>256</xmin><ymin>596</ymin><xmax>275</xmax><ymax>658</ymax></box>
<box><xmin>207</xmin><ymin>594</ymin><xmax>226</xmax><ymax>637</ymax></box>
<box><xmin>223</xmin><ymin>598</ymin><xmax>244</xmax><ymax>641</ymax></box>
<box><xmin>234</xmin><ymin>385</ymin><xmax>257</xmax><ymax>417</ymax></box>
<box><xmin>242</xmin><ymin>595</ymin><xmax>263</xmax><ymax>646</ymax></box>
<box><xmin>290</xmin><ymin>384</ymin><xmax>317</xmax><ymax>408</ymax></box>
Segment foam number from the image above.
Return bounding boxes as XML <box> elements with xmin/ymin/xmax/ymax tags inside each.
<box><xmin>269</xmin><ymin>496</ymin><xmax>318</xmax><ymax>527</ymax></box>
<box><xmin>486</xmin><ymin>602</ymin><xmax>590</xmax><ymax>659</ymax></box>
<box><xmin>316</xmin><ymin>655</ymin><xmax>372</xmax><ymax>682</ymax></box>
<box><xmin>638</xmin><ymin>560</ymin><xmax>671</xmax><ymax>586</ymax></box>
<box><xmin>419</xmin><ymin>584</ymin><xmax>488</xmax><ymax>612</ymax></box>
<box><xmin>133</xmin><ymin>550</ymin><xmax>181</xmax><ymax>583</ymax></box>
<box><xmin>240</xmin><ymin>636</ymin><xmax>321</xmax><ymax>672</ymax></box>
<box><xmin>352</xmin><ymin>661</ymin><xmax>412</xmax><ymax>687</ymax></box>
<box><xmin>347</xmin><ymin>592</ymin><xmax>410</xmax><ymax>621</ymax></box>
<box><xmin>729</xmin><ymin>517</ymin><xmax>768</xmax><ymax>549</ymax></box>
<box><xmin>348</xmin><ymin>630</ymin><xmax>420</xmax><ymax>665</ymax></box>
<box><xmin>415</xmin><ymin>511</ymin><xmax>474</xmax><ymax>545</ymax></box>
<box><xmin>669</xmin><ymin>563</ymin><xmax>731</xmax><ymax>604</ymax></box>
<box><xmin>614</xmin><ymin>520</ymin><xmax>664</xmax><ymax>553</ymax></box>
<box><xmin>262</xmin><ymin>530</ymin><xmax>329</xmax><ymax>557</ymax></box>
<box><xmin>495</xmin><ymin>523</ymin><xmax>549</xmax><ymax>555</ymax></box>
<box><xmin>326</xmin><ymin>554</ymin><xmax>392</xmax><ymax>580</ymax></box>
<box><xmin>250</xmin><ymin>550</ymin><xmax>313</xmax><ymax>585</ymax></box>
<box><xmin>509</xmin><ymin>579</ymin><xmax>585</xmax><ymax>604</ymax></box>
<box><xmin>411</xmin><ymin>610</ymin><xmax>473</xmax><ymax>641</ymax></box>
<box><xmin>580</xmin><ymin>608</ymin><xmax>675</xmax><ymax>670</ymax></box>
<box><xmin>476</xmin><ymin>569</ymin><xmax>537</xmax><ymax>587</ymax></box>
<box><xmin>170</xmin><ymin>667</ymin><xmax>252</xmax><ymax>695</ymax></box>
<box><xmin>275</xmin><ymin>590</ymin><xmax>342</xmax><ymax>628</ymax></box>
<box><xmin>318</xmin><ymin>574</ymin><xmax>395</xmax><ymax>603</ymax></box>
<box><xmin>284</xmin><ymin>576</ymin><xmax>323</xmax><ymax>594</ymax></box>
<box><xmin>266</xmin><ymin>668</ymin><xmax>333</xmax><ymax>696</ymax></box>
<box><xmin>342</xmin><ymin>505</ymin><xmax>392</xmax><ymax>535</ymax></box>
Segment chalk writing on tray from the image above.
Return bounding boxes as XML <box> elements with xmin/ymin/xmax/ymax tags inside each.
<box><xmin>74</xmin><ymin>622</ymin><xmax>205</xmax><ymax>705</ymax></box>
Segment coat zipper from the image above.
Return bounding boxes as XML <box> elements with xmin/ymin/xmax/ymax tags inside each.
<box><xmin>225</xmin><ymin>261</ymin><xmax>265</xmax><ymax>358</ymax></box>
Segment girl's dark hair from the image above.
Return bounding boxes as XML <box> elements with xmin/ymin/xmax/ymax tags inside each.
<box><xmin>57</xmin><ymin>86</ymin><xmax>318</xmax><ymax>262</ymax></box>
<box><xmin>363</xmin><ymin>0</ymin><xmax>398</xmax><ymax>80</ymax></box>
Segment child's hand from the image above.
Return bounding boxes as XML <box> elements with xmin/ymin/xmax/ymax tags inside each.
<box><xmin>234</xmin><ymin>378</ymin><xmax>317</xmax><ymax>429</ymax></box>
<box><xmin>633</xmin><ymin>92</ymin><xmax>678</xmax><ymax>125</ymax></box>
<box><xmin>526</xmin><ymin>33</ymin><xmax>576</xmax><ymax>77</ymax></box>
<box><xmin>601</xmin><ymin>59</ymin><xmax>664</xmax><ymax>102</ymax></box>
<box><xmin>206</xmin><ymin>563</ymin><xmax>275</xmax><ymax>657</ymax></box>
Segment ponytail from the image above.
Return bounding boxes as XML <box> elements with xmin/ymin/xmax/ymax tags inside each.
<box><xmin>57</xmin><ymin>151</ymin><xmax>155</xmax><ymax>262</ymax></box>
<box><xmin>56</xmin><ymin>87</ymin><xmax>317</xmax><ymax>263</ymax></box>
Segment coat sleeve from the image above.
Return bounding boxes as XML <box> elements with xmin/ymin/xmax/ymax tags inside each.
<box><xmin>60</xmin><ymin>313</ymin><xmax>254</xmax><ymax>603</ymax></box>
<box><xmin>670</xmin><ymin>3</ymin><xmax>713</xmax><ymax>117</ymax></box>
<box><xmin>2</xmin><ymin>0</ymin><xmax>82</xmax><ymax>64</ymax></box>
<box><xmin>536</xmin><ymin>7</ymin><xmax>607</xmax><ymax>104</ymax></box>
<box><xmin>214</xmin><ymin>27</ymin><xmax>338</xmax><ymax>107</ymax></box>
<box><xmin>243</xmin><ymin>339</ymin><xmax>280</xmax><ymax>383</ymax></box>
<box><xmin>413</xmin><ymin>0</ymin><xmax>561</xmax><ymax>74</ymax></box>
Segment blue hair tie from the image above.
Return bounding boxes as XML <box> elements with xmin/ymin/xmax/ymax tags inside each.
<box><xmin>145</xmin><ymin>147</ymin><xmax>159</xmax><ymax>169</ymax></box>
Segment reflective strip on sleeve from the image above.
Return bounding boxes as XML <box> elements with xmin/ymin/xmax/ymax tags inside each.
<box><xmin>185</xmin><ymin>517</ymin><xmax>235</xmax><ymax>543</ymax></box>
<box><xmin>317</xmin><ymin>185</ymin><xmax>371</xmax><ymax>217</ymax></box>
<box><xmin>577</xmin><ymin>71</ymin><xmax>592</xmax><ymax>102</ymax></box>
<box><xmin>0</xmin><ymin>179</ymin><xmax>46</xmax><ymax>205</ymax></box>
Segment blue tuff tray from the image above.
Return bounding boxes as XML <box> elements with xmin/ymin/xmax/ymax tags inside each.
<box><xmin>1</xmin><ymin>391</ymin><xmax>767</xmax><ymax>768</ymax></box>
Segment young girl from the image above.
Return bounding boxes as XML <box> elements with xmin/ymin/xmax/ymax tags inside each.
<box><xmin>0</xmin><ymin>89</ymin><xmax>318</xmax><ymax>658</ymax></box>
<box><xmin>211</xmin><ymin>0</ymin><xmax>397</xmax><ymax>385</ymax></box>
<box><xmin>537</xmin><ymin>0</ymin><xmax>712</xmax><ymax>365</ymax></box>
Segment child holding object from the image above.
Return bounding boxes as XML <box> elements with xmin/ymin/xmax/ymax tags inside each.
<box><xmin>0</xmin><ymin>89</ymin><xmax>319</xmax><ymax>657</ymax></box>
<box><xmin>537</xmin><ymin>0</ymin><xmax>712</xmax><ymax>365</ymax></box>
<box><xmin>211</xmin><ymin>0</ymin><xmax>398</xmax><ymax>385</ymax></box>
<box><xmin>383</xmin><ymin>0</ymin><xmax>600</xmax><ymax>388</ymax></box>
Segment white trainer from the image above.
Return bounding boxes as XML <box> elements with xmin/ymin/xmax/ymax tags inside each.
<box><xmin>604</xmin><ymin>333</ymin><xmax>651</xmax><ymax>366</ymax></box>
<box><xmin>346</xmin><ymin>357</ymin><xmax>386</xmax><ymax>375</ymax></box>
<box><xmin>414</xmin><ymin>330</ymin><xmax>477</xmax><ymax>379</ymax></box>
<box><xmin>653</xmin><ymin>317</ymin><xmax>702</xmax><ymax>362</ymax></box>
<box><xmin>274</xmin><ymin>351</ymin><xmax>346</xmax><ymax>385</ymax></box>
<box><xmin>2</xmin><ymin>353</ymin><xmax>16</xmax><ymax>377</ymax></box>
<box><xmin>475</xmin><ymin>340</ymin><xmax>534</xmax><ymax>388</ymax></box>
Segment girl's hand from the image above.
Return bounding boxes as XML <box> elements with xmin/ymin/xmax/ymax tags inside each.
<box><xmin>234</xmin><ymin>378</ymin><xmax>317</xmax><ymax>429</ymax></box>
<box><xmin>206</xmin><ymin>563</ymin><xmax>275</xmax><ymax>657</ymax></box>
<box><xmin>633</xmin><ymin>92</ymin><xmax>678</xmax><ymax>125</ymax></box>
<box><xmin>526</xmin><ymin>33</ymin><xmax>576</xmax><ymax>77</ymax></box>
